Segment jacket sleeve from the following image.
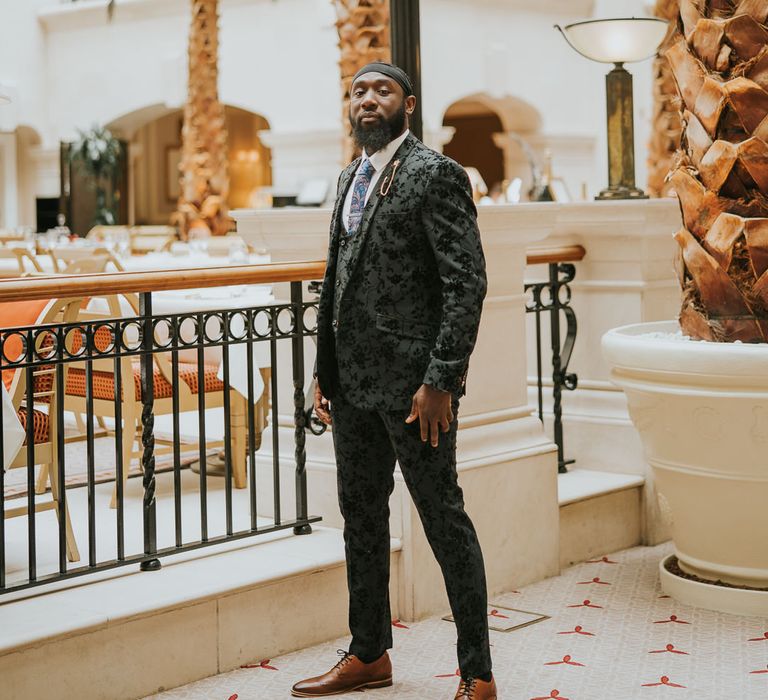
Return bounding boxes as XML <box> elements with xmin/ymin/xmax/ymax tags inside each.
<box><xmin>420</xmin><ymin>158</ymin><xmax>487</xmax><ymax>394</ymax></box>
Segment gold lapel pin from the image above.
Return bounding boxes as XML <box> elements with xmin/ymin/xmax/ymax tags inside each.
<box><xmin>378</xmin><ymin>159</ymin><xmax>400</xmax><ymax>197</ymax></box>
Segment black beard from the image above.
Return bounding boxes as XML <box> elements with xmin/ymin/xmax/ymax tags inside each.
<box><xmin>350</xmin><ymin>103</ymin><xmax>406</xmax><ymax>154</ymax></box>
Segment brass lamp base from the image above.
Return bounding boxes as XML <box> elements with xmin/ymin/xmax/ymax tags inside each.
<box><xmin>600</xmin><ymin>64</ymin><xmax>649</xmax><ymax>202</ymax></box>
<box><xmin>596</xmin><ymin>185</ymin><xmax>649</xmax><ymax>200</ymax></box>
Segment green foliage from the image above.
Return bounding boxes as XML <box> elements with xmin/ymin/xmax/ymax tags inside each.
<box><xmin>70</xmin><ymin>125</ymin><xmax>121</xmax><ymax>226</ymax></box>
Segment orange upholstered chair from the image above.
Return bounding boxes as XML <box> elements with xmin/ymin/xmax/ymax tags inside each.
<box><xmin>63</xmin><ymin>293</ymin><xmax>249</xmax><ymax>508</ymax></box>
<box><xmin>1</xmin><ymin>297</ymin><xmax>83</xmax><ymax>562</ymax></box>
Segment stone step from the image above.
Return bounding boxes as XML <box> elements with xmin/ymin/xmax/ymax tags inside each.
<box><xmin>558</xmin><ymin>469</ymin><xmax>645</xmax><ymax>568</ymax></box>
<box><xmin>0</xmin><ymin>526</ymin><xmax>401</xmax><ymax>700</ymax></box>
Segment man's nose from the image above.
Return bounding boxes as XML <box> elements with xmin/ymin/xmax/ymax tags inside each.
<box><xmin>360</xmin><ymin>90</ymin><xmax>378</xmax><ymax>110</ymax></box>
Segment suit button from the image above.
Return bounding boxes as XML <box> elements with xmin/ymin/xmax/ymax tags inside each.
<box><xmin>336</xmin><ymin>280</ymin><xmax>341</xmax><ymax>287</ymax></box>
<box><xmin>340</xmin><ymin>238</ymin><xmax>347</xmax><ymax>246</ymax></box>
<box><xmin>332</xmin><ymin>319</ymin><xmax>338</xmax><ymax>328</ymax></box>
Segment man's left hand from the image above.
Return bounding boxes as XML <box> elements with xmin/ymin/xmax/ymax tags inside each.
<box><xmin>405</xmin><ymin>384</ymin><xmax>453</xmax><ymax>447</ymax></box>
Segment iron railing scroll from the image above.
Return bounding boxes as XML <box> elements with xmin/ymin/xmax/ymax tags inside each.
<box><xmin>525</xmin><ymin>245</ymin><xmax>585</xmax><ymax>473</ymax></box>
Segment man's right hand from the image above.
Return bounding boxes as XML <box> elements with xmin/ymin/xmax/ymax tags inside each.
<box><xmin>314</xmin><ymin>382</ymin><xmax>332</xmax><ymax>425</ymax></box>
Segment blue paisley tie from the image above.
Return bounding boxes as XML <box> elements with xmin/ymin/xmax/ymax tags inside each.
<box><xmin>346</xmin><ymin>159</ymin><xmax>375</xmax><ymax>236</ymax></box>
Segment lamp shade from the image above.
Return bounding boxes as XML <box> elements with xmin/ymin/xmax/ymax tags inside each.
<box><xmin>556</xmin><ymin>17</ymin><xmax>668</xmax><ymax>64</ymax></box>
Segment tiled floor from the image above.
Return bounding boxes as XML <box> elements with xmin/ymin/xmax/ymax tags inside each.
<box><xmin>147</xmin><ymin>543</ymin><xmax>768</xmax><ymax>700</ymax></box>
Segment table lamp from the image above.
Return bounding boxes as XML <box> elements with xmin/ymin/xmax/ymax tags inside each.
<box><xmin>556</xmin><ymin>17</ymin><xmax>668</xmax><ymax>200</ymax></box>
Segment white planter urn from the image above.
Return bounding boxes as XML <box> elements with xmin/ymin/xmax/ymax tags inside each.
<box><xmin>602</xmin><ymin>321</ymin><xmax>768</xmax><ymax>616</ymax></box>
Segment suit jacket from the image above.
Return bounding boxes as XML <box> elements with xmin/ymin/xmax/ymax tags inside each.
<box><xmin>315</xmin><ymin>132</ymin><xmax>487</xmax><ymax>411</ymax></box>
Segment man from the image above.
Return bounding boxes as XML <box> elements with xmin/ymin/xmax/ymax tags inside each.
<box><xmin>291</xmin><ymin>62</ymin><xmax>496</xmax><ymax>700</ymax></box>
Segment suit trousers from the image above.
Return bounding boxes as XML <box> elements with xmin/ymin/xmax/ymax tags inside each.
<box><xmin>331</xmin><ymin>391</ymin><xmax>492</xmax><ymax>678</ymax></box>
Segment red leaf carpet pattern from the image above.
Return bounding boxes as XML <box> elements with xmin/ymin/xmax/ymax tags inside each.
<box><xmin>145</xmin><ymin>543</ymin><xmax>768</xmax><ymax>699</ymax></box>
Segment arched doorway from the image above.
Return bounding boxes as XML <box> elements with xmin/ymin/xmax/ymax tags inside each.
<box><xmin>107</xmin><ymin>104</ymin><xmax>272</xmax><ymax>225</ymax></box>
<box><xmin>441</xmin><ymin>93</ymin><xmax>544</xmax><ymax>201</ymax></box>
<box><xmin>442</xmin><ymin>99</ymin><xmax>505</xmax><ymax>198</ymax></box>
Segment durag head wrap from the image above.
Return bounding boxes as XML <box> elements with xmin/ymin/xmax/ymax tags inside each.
<box><xmin>352</xmin><ymin>62</ymin><xmax>414</xmax><ymax>96</ymax></box>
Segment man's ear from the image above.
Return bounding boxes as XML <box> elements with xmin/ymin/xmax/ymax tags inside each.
<box><xmin>405</xmin><ymin>95</ymin><xmax>416</xmax><ymax>115</ymax></box>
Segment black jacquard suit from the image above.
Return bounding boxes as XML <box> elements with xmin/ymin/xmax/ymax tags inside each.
<box><xmin>316</xmin><ymin>132</ymin><xmax>492</xmax><ymax>678</ymax></box>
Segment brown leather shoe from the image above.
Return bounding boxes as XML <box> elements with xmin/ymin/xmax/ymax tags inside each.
<box><xmin>454</xmin><ymin>675</ymin><xmax>497</xmax><ymax>699</ymax></box>
<box><xmin>291</xmin><ymin>650</ymin><xmax>392</xmax><ymax>697</ymax></box>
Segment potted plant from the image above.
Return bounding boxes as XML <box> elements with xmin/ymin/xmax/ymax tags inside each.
<box><xmin>602</xmin><ymin>2</ymin><xmax>768</xmax><ymax>615</ymax></box>
<box><xmin>70</xmin><ymin>125</ymin><xmax>122</xmax><ymax>227</ymax></box>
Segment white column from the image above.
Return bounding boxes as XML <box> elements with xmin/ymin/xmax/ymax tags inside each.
<box><xmin>127</xmin><ymin>142</ymin><xmax>143</xmax><ymax>226</ymax></box>
<box><xmin>234</xmin><ymin>204</ymin><xmax>561</xmax><ymax>620</ymax></box>
<box><xmin>422</xmin><ymin>125</ymin><xmax>455</xmax><ymax>153</ymax></box>
<box><xmin>29</xmin><ymin>146</ymin><xmax>60</xmax><ymax>192</ymax></box>
<box><xmin>0</xmin><ymin>132</ymin><xmax>19</xmax><ymax>229</ymax></box>
<box><xmin>525</xmin><ymin>199</ymin><xmax>682</xmax><ymax>544</ymax></box>
<box><xmin>258</xmin><ymin>129</ymin><xmax>345</xmax><ymax>201</ymax></box>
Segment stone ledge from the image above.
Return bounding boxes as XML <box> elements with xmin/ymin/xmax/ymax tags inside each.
<box><xmin>558</xmin><ymin>468</ymin><xmax>644</xmax><ymax>507</ymax></box>
<box><xmin>0</xmin><ymin>526</ymin><xmax>401</xmax><ymax>657</ymax></box>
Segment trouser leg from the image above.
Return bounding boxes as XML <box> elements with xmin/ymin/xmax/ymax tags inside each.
<box><xmin>331</xmin><ymin>394</ymin><xmax>396</xmax><ymax>661</ymax></box>
<box><xmin>381</xmin><ymin>400</ymin><xmax>492</xmax><ymax>678</ymax></box>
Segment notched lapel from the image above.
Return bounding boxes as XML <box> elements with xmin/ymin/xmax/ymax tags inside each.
<box><xmin>358</xmin><ymin>134</ymin><xmax>417</xmax><ymax>239</ymax></box>
<box><xmin>331</xmin><ymin>159</ymin><xmax>360</xmax><ymax>237</ymax></box>
<box><xmin>336</xmin><ymin>135</ymin><xmax>419</xmax><ymax>306</ymax></box>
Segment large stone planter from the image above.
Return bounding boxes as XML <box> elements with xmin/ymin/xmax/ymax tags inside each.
<box><xmin>602</xmin><ymin>321</ymin><xmax>768</xmax><ymax>616</ymax></box>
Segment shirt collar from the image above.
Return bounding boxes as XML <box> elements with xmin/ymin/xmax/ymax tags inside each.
<box><xmin>363</xmin><ymin>129</ymin><xmax>410</xmax><ymax>173</ymax></box>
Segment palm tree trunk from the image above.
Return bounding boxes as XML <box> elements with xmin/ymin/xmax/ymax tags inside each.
<box><xmin>647</xmin><ymin>0</ymin><xmax>682</xmax><ymax>197</ymax></box>
<box><xmin>666</xmin><ymin>0</ymin><xmax>768</xmax><ymax>342</ymax></box>
<box><xmin>173</xmin><ymin>0</ymin><xmax>231</xmax><ymax>238</ymax></box>
<box><xmin>332</xmin><ymin>0</ymin><xmax>391</xmax><ymax>162</ymax></box>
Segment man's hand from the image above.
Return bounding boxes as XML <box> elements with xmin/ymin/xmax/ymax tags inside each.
<box><xmin>405</xmin><ymin>384</ymin><xmax>453</xmax><ymax>447</ymax></box>
<box><xmin>314</xmin><ymin>382</ymin><xmax>332</xmax><ymax>425</ymax></box>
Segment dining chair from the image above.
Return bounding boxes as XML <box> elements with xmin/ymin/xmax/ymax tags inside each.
<box><xmin>85</xmin><ymin>225</ymin><xmax>131</xmax><ymax>244</ymax></box>
<box><xmin>50</xmin><ymin>246</ymin><xmax>124</xmax><ymax>273</ymax></box>
<box><xmin>3</xmin><ymin>297</ymin><xmax>84</xmax><ymax>562</ymax></box>
<box><xmin>201</xmin><ymin>234</ymin><xmax>255</xmax><ymax>258</ymax></box>
<box><xmin>62</xmin><ymin>293</ymin><xmax>267</xmax><ymax>508</ymax></box>
<box><xmin>0</xmin><ymin>246</ymin><xmax>43</xmax><ymax>277</ymax></box>
<box><xmin>129</xmin><ymin>225</ymin><xmax>177</xmax><ymax>255</ymax></box>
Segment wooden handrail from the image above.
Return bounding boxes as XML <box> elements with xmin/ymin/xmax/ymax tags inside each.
<box><xmin>0</xmin><ymin>246</ymin><xmax>586</xmax><ymax>303</ymax></box>
<box><xmin>526</xmin><ymin>245</ymin><xmax>586</xmax><ymax>266</ymax></box>
<box><xmin>0</xmin><ymin>260</ymin><xmax>327</xmax><ymax>303</ymax></box>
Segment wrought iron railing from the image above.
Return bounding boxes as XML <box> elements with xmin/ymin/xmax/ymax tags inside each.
<box><xmin>0</xmin><ymin>261</ymin><xmax>325</xmax><ymax>594</ymax></box>
<box><xmin>525</xmin><ymin>245</ymin><xmax>585</xmax><ymax>473</ymax></box>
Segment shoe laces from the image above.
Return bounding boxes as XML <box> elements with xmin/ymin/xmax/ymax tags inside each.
<box><xmin>332</xmin><ymin>649</ymin><xmax>353</xmax><ymax>672</ymax></box>
<box><xmin>458</xmin><ymin>677</ymin><xmax>478</xmax><ymax>698</ymax></box>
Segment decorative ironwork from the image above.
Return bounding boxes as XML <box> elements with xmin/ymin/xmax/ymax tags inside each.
<box><xmin>139</xmin><ymin>292</ymin><xmax>160</xmax><ymax>572</ymax></box>
<box><xmin>526</xmin><ymin>262</ymin><xmax>579</xmax><ymax>473</ymax></box>
<box><xmin>0</xmin><ymin>291</ymin><xmax>322</xmax><ymax>595</ymax></box>
<box><xmin>291</xmin><ymin>282</ymin><xmax>312</xmax><ymax>536</ymax></box>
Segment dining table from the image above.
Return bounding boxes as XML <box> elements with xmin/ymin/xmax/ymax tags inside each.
<box><xmin>1</xmin><ymin>247</ymin><xmax>277</xmax><ymax>471</ymax></box>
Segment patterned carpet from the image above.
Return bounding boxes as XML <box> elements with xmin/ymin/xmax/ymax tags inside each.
<box><xmin>146</xmin><ymin>542</ymin><xmax>768</xmax><ymax>700</ymax></box>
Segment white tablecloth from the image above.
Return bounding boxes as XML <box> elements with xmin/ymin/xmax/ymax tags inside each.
<box><xmin>89</xmin><ymin>285</ymin><xmax>274</xmax><ymax>403</ymax></box>
<box><xmin>120</xmin><ymin>252</ymin><xmax>269</xmax><ymax>272</ymax></box>
<box><xmin>2</xmin><ymin>384</ymin><xmax>25</xmax><ymax>472</ymax></box>
<box><xmin>154</xmin><ymin>286</ymin><xmax>273</xmax><ymax>403</ymax></box>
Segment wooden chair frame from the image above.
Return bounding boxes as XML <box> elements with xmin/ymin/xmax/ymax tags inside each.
<box><xmin>61</xmin><ymin>293</ymin><xmax>268</xmax><ymax>508</ymax></box>
<box><xmin>5</xmin><ymin>297</ymin><xmax>83</xmax><ymax>562</ymax></box>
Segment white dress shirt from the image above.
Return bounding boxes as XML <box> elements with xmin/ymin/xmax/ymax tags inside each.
<box><xmin>342</xmin><ymin>129</ymin><xmax>410</xmax><ymax>233</ymax></box>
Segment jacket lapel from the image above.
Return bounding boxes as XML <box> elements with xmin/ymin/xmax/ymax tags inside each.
<box><xmin>320</xmin><ymin>159</ymin><xmax>359</xmax><ymax>329</ymax></box>
<box><xmin>331</xmin><ymin>159</ymin><xmax>360</xmax><ymax>239</ymax></box>
<box><xmin>336</xmin><ymin>133</ymin><xmax>419</xmax><ymax>304</ymax></box>
<box><xmin>358</xmin><ymin>133</ymin><xmax>417</xmax><ymax>239</ymax></box>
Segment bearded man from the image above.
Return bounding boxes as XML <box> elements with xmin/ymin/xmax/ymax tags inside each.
<box><xmin>291</xmin><ymin>62</ymin><xmax>496</xmax><ymax>700</ymax></box>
